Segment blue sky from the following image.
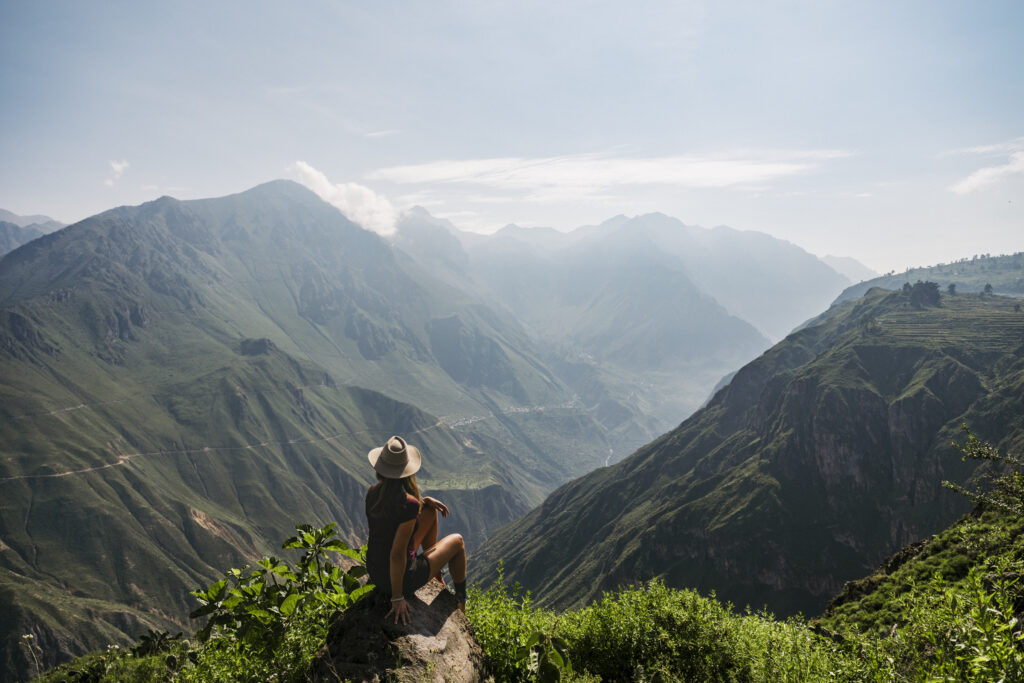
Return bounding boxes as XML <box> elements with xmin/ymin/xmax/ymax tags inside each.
<box><xmin>1</xmin><ymin>0</ymin><xmax>1021</xmax><ymax>272</ymax></box>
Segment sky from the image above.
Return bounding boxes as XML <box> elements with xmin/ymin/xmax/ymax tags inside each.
<box><xmin>1</xmin><ymin>0</ymin><xmax>1021</xmax><ymax>274</ymax></box>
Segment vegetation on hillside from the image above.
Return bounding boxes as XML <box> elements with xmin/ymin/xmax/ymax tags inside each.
<box><xmin>0</xmin><ymin>181</ymin><xmax>624</xmax><ymax>678</ymax></box>
<box><xmin>475</xmin><ymin>287</ymin><xmax>1024</xmax><ymax>616</ymax></box>
<box><xmin>30</xmin><ymin>427</ymin><xmax>1024</xmax><ymax>683</ymax></box>
<box><xmin>817</xmin><ymin>429</ymin><xmax>1024</xmax><ymax>681</ymax></box>
<box><xmin>837</xmin><ymin>251</ymin><xmax>1024</xmax><ymax>303</ymax></box>
<box><xmin>30</xmin><ymin>524</ymin><xmax>370</xmax><ymax>682</ymax></box>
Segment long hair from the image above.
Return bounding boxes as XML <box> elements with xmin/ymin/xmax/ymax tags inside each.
<box><xmin>367</xmin><ymin>472</ymin><xmax>422</xmax><ymax>517</ymax></box>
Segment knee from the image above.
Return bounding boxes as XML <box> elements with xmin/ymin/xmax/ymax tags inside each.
<box><xmin>451</xmin><ymin>533</ymin><xmax>464</xmax><ymax>550</ymax></box>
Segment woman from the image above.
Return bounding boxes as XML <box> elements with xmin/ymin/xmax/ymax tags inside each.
<box><xmin>365</xmin><ymin>435</ymin><xmax>467</xmax><ymax>625</ymax></box>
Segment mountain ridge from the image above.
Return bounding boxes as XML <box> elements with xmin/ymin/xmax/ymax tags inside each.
<box><xmin>474</xmin><ymin>287</ymin><xmax>1024</xmax><ymax>615</ymax></box>
<box><xmin>0</xmin><ymin>180</ymin><xmax>621</xmax><ymax>675</ymax></box>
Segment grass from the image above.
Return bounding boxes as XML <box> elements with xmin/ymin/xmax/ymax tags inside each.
<box><xmin>467</xmin><ymin>572</ymin><xmax>868</xmax><ymax>682</ymax></box>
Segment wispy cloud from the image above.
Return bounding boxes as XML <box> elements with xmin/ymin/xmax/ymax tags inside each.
<box><xmin>948</xmin><ymin>137</ymin><xmax>1024</xmax><ymax>194</ymax></box>
<box><xmin>365</xmin><ymin>150</ymin><xmax>852</xmax><ymax>202</ymax></box>
<box><xmin>365</xmin><ymin>129</ymin><xmax>402</xmax><ymax>138</ymax></box>
<box><xmin>104</xmin><ymin>159</ymin><xmax>130</xmax><ymax>187</ymax></box>
<box><xmin>291</xmin><ymin>161</ymin><xmax>398</xmax><ymax>235</ymax></box>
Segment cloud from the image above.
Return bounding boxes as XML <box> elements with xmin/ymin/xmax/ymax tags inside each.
<box><xmin>365</xmin><ymin>150</ymin><xmax>852</xmax><ymax>202</ymax></box>
<box><xmin>950</xmin><ymin>153</ymin><xmax>1024</xmax><ymax>194</ymax></box>
<box><xmin>944</xmin><ymin>136</ymin><xmax>1024</xmax><ymax>157</ymax></box>
<box><xmin>104</xmin><ymin>159</ymin><xmax>130</xmax><ymax>187</ymax></box>
<box><xmin>949</xmin><ymin>137</ymin><xmax>1024</xmax><ymax>194</ymax></box>
<box><xmin>365</xmin><ymin>129</ymin><xmax>402</xmax><ymax>138</ymax></box>
<box><xmin>291</xmin><ymin>161</ymin><xmax>398</xmax><ymax>235</ymax></box>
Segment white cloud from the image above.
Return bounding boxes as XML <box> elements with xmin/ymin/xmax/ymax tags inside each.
<box><xmin>944</xmin><ymin>136</ymin><xmax>1024</xmax><ymax>157</ymax></box>
<box><xmin>291</xmin><ymin>161</ymin><xmax>398</xmax><ymax>235</ymax></box>
<box><xmin>946</xmin><ymin>136</ymin><xmax>1024</xmax><ymax>194</ymax></box>
<box><xmin>365</xmin><ymin>150</ymin><xmax>852</xmax><ymax>202</ymax></box>
<box><xmin>104</xmin><ymin>159</ymin><xmax>130</xmax><ymax>187</ymax></box>
<box><xmin>950</xmin><ymin>148</ymin><xmax>1024</xmax><ymax>194</ymax></box>
<box><xmin>365</xmin><ymin>129</ymin><xmax>402</xmax><ymax>138</ymax></box>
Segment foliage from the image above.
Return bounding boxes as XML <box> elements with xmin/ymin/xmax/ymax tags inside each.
<box><xmin>905</xmin><ymin>279</ymin><xmax>941</xmax><ymax>309</ymax></box>
<box><xmin>34</xmin><ymin>522</ymin><xmax>370</xmax><ymax>683</ymax></box>
<box><xmin>183</xmin><ymin>523</ymin><xmax>371</xmax><ymax>680</ymax></box>
<box><xmin>517</xmin><ymin>630</ymin><xmax>574</xmax><ymax>682</ymax></box>
<box><xmin>943</xmin><ymin>424</ymin><xmax>1024</xmax><ymax>517</ymax></box>
<box><xmin>819</xmin><ymin>430</ymin><xmax>1024</xmax><ymax>682</ymax></box>
<box><xmin>468</xmin><ymin>574</ymin><xmax>865</xmax><ymax>682</ymax></box>
<box><xmin>34</xmin><ymin>640</ymin><xmax>195</xmax><ymax>683</ymax></box>
<box><xmin>465</xmin><ymin>564</ymin><xmax>559</xmax><ymax>681</ymax></box>
<box><xmin>836</xmin><ymin>559</ymin><xmax>1024</xmax><ymax>682</ymax></box>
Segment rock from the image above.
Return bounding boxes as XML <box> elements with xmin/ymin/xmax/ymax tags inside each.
<box><xmin>311</xmin><ymin>581</ymin><xmax>491</xmax><ymax>682</ymax></box>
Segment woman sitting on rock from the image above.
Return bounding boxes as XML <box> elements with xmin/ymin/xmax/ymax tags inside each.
<box><xmin>365</xmin><ymin>435</ymin><xmax>467</xmax><ymax>625</ymax></box>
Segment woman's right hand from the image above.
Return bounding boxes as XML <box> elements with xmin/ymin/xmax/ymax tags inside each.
<box><xmin>386</xmin><ymin>596</ymin><xmax>411</xmax><ymax>625</ymax></box>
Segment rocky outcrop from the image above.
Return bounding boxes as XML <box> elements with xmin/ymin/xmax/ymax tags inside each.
<box><xmin>311</xmin><ymin>582</ymin><xmax>490</xmax><ymax>682</ymax></box>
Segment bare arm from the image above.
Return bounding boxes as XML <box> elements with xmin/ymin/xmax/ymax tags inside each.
<box><xmin>422</xmin><ymin>496</ymin><xmax>449</xmax><ymax>517</ymax></box>
<box><xmin>386</xmin><ymin>518</ymin><xmax>416</xmax><ymax>624</ymax></box>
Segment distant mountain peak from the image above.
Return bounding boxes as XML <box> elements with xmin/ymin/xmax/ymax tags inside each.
<box><xmin>820</xmin><ymin>254</ymin><xmax>879</xmax><ymax>284</ymax></box>
<box><xmin>237</xmin><ymin>178</ymin><xmax>323</xmax><ymax>201</ymax></box>
<box><xmin>0</xmin><ymin>208</ymin><xmax>65</xmax><ymax>232</ymax></box>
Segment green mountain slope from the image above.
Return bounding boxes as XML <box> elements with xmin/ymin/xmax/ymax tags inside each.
<box><xmin>475</xmin><ymin>288</ymin><xmax>1024</xmax><ymax>617</ymax></box>
<box><xmin>836</xmin><ymin>251</ymin><xmax>1024</xmax><ymax>302</ymax></box>
<box><xmin>0</xmin><ymin>181</ymin><xmax>616</xmax><ymax>677</ymax></box>
<box><xmin>819</xmin><ymin>506</ymin><xmax>1024</xmax><ymax>635</ymax></box>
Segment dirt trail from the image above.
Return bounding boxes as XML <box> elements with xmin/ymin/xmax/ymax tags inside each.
<box><xmin>2</xmin><ymin>396</ymin><xmax>582</xmax><ymax>483</ymax></box>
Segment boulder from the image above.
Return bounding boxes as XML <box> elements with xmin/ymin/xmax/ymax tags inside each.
<box><xmin>311</xmin><ymin>581</ymin><xmax>490</xmax><ymax>682</ymax></box>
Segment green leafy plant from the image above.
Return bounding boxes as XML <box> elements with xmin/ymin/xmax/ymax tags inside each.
<box><xmin>181</xmin><ymin>523</ymin><xmax>371</xmax><ymax>681</ymax></box>
<box><xmin>517</xmin><ymin>629</ymin><xmax>574</xmax><ymax>682</ymax></box>
<box><xmin>189</xmin><ymin>522</ymin><xmax>371</xmax><ymax>651</ymax></box>
<box><xmin>129</xmin><ymin>629</ymin><xmax>182</xmax><ymax>658</ymax></box>
<box><xmin>943</xmin><ymin>424</ymin><xmax>1024</xmax><ymax>517</ymax></box>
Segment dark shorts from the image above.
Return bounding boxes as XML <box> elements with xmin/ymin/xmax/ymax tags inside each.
<box><xmin>397</xmin><ymin>554</ymin><xmax>432</xmax><ymax>598</ymax></box>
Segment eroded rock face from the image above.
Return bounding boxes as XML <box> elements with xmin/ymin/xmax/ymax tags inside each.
<box><xmin>311</xmin><ymin>581</ymin><xmax>490</xmax><ymax>682</ymax></box>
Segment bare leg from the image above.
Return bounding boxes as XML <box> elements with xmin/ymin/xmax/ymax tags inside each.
<box><xmin>412</xmin><ymin>506</ymin><xmax>444</xmax><ymax>584</ymax></box>
<box><xmin>423</xmin><ymin>533</ymin><xmax>466</xmax><ymax>585</ymax></box>
<box><xmin>411</xmin><ymin>505</ymin><xmax>438</xmax><ymax>552</ymax></box>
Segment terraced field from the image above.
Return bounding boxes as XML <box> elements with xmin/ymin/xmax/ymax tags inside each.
<box><xmin>873</xmin><ymin>297</ymin><xmax>1024</xmax><ymax>351</ymax></box>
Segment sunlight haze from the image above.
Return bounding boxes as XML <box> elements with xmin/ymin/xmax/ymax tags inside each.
<box><xmin>1</xmin><ymin>0</ymin><xmax>1020</xmax><ymax>273</ymax></box>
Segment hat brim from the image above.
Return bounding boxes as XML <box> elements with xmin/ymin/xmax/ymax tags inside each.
<box><xmin>367</xmin><ymin>443</ymin><xmax>421</xmax><ymax>479</ymax></box>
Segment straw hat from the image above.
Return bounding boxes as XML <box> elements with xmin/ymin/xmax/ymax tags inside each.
<box><xmin>367</xmin><ymin>435</ymin><xmax>422</xmax><ymax>479</ymax></box>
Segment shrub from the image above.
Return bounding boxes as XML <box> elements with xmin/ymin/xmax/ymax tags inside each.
<box><xmin>468</xmin><ymin>574</ymin><xmax>864</xmax><ymax>682</ymax></box>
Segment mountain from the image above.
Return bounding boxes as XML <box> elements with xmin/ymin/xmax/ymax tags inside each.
<box><xmin>626</xmin><ymin>217</ymin><xmax>852</xmax><ymax>341</ymax></box>
<box><xmin>0</xmin><ymin>208</ymin><xmax>65</xmax><ymax>237</ymax></box>
<box><xmin>395</xmin><ymin>210</ymin><xmax>851</xmax><ymax>447</ymax></box>
<box><xmin>0</xmin><ymin>209</ymin><xmax>67</xmax><ymax>257</ymax></box>
<box><xmin>0</xmin><ymin>181</ymin><xmax>621</xmax><ymax>676</ymax></box>
<box><xmin>820</xmin><ymin>254</ymin><xmax>878</xmax><ymax>284</ymax></box>
<box><xmin>446</xmin><ymin>213</ymin><xmax>852</xmax><ymax>343</ymax></box>
<box><xmin>836</xmin><ymin>252</ymin><xmax>1024</xmax><ymax>302</ymax></box>
<box><xmin>0</xmin><ymin>220</ymin><xmax>44</xmax><ymax>257</ymax></box>
<box><xmin>474</xmin><ymin>287</ymin><xmax>1024</xmax><ymax>616</ymax></box>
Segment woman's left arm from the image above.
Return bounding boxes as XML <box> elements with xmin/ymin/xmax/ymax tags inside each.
<box><xmin>386</xmin><ymin>518</ymin><xmax>416</xmax><ymax>625</ymax></box>
<box><xmin>421</xmin><ymin>496</ymin><xmax>449</xmax><ymax>517</ymax></box>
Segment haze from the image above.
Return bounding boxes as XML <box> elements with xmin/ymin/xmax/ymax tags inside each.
<box><xmin>1</xmin><ymin>0</ymin><xmax>1021</xmax><ymax>273</ymax></box>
